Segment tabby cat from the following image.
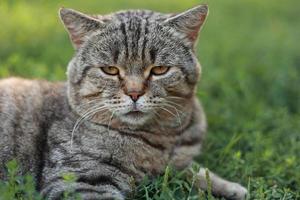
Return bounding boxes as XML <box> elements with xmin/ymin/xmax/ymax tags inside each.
<box><xmin>0</xmin><ymin>5</ymin><xmax>247</xmax><ymax>200</ymax></box>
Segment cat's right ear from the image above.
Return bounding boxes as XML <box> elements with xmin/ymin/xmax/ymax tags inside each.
<box><xmin>163</xmin><ymin>5</ymin><xmax>208</xmax><ymax>45</ymax></box>
<box><xmin>59</xmin><ymin>8</ymin><xmax>104</xmax><ymax>49</ymax></box>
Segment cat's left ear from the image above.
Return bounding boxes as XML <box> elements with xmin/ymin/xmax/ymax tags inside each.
<box><xmin>163</xmin><ymin>5</ymin><xmax>208</xmax><ymax>44</ymax></box>
<box><xmin>59</xmin><ymin>8</ymin><xmax>105</xmax><ymax>49</ymax></box>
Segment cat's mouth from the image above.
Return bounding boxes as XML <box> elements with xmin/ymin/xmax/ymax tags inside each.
<box><xmin>119</xmin><ymin>109</ymin><xmax>151</xmax><ymax>126</ymax></box>
<box><xmin>125</xmin><ymin>110</ymin><xmax>144</xmax><ymax>117</ymax></box>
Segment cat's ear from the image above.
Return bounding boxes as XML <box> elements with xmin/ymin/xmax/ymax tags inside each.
<box><xmin>59</xmin><ymin>8</ymin><xmax>104</xmax><ymax>49</ymax></box>
<box><xmin>163</xmin><ymin>5</ymin><xmax>208</xmax><ymax>44</ymax></box>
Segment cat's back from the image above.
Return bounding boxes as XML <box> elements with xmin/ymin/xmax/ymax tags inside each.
<box><xmin>0</xmin><ymin>77</ymin><xmax>67</xmax><ymax>178</ymax></box>
<box><xmin>0</xmin><ymin>77</ymin><xmax>66</xmax><ymax>117</ymax></box>
<box><xmin>0</xmin><ymin>77</ymin><xmax>49</xmax><ymax>136</ymax></box>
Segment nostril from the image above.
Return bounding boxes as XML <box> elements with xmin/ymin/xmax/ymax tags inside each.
<box><xmin>127</xmin><ymin>91</ymin><xmax>144</xmax><ymax>102</ymax></box>
<box><xmin>129</xmin><ymin>92</ymin><xmax>139</xmax><ymax>102</ymax></box>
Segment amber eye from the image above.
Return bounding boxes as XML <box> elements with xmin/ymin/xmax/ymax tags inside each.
<box><xmin>150</xmin><ymin>66</ymin><xmax>170</xmax><ymax>76</ymax></box>
<box><xmin>101</xmin><ymin>66</ymin><xmax>119</xmax><ymax>75</ymax></box>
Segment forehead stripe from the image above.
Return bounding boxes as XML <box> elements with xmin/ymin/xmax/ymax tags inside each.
<box><xmin>120</xmin><ymin>22</ymin><xmax>129</xmax><ymax>59</ymax></box>
<box><xmin>137</xmin><ymin>19</ymin><xmax>147</xmax><ymax>61</ymax></box>
<box><xmin>141</xmin><ymin>19</ymin><xmax>149</xmax><ymax>62</ymax></box>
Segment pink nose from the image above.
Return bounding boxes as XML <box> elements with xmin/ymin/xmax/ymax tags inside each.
<box><xmin>127</xmin><ymin>91</ymin><xmax>144</xmax><ymax>102</ymax></box>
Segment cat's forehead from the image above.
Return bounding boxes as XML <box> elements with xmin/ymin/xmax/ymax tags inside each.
<box><xmin>112</xmin><ymin>10</ymin><xmax>168</xmax><ymax>22</ymax></box>
<box><xmin>82</xmin><ymin>10</ymin><xmax>179</xmax><ymax>67</ymax></box>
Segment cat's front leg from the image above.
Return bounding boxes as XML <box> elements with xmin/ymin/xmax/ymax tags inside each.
<box><xmin>191</xmin><ymin>168</ymin><xmax>247</xmax><ymax>200</ymax></box>
<box><xmin>41</xmin><ymin>178</ymin><xmax>125</xmax><ymax>200</ymax></box>
<box><xmin>40</xmin><ymin>163</ymin><xmax>131</xmax><ymax>200</ymax></box>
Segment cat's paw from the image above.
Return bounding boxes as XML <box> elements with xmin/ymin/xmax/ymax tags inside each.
<box><xmin>225</xmin><ymin>182</ymin><xmax>248</xmax><ymax>200</ymax></box>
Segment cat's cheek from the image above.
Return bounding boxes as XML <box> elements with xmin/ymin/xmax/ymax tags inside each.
<box><xmin>147</xmin><ymin>82</ymin><xmax>167</xmax><ymax>97</ymax></box>
<box><xmin>152</xmin><ymin>71</ymin><xmax>184</xmax><ymax>88</ymax></box>
<box><xmin>79</xmin><ymin>81</ymin><xmax>101</xmax><ymax>97</ymax></box>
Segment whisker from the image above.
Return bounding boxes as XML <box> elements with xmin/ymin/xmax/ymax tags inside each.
<box><xmin>163</xmin><ymin>103</ymin><xmax>183</xmax><ymax>131</ymax></box>
<box><xmin>163</xmin><ymin>100</ymin><xmax>184</xmax><ymax>108</ymax></box>
<box><xmin>70</xmin><ymin>105</ymin><xmax>107</xmax><ymax>149</ymax></box>
<box><xmin>71</xmin><ymin>107</ymin><xmax>107</xmax><ymax>143</ymax></box>
<box><xmin>167</xmin><ymin>96</ymin><xmax>185</xmax><ymax>100</ymax></box>
<box><xmin>163</xmin><ymin>103</ymin><xmax>185</xmax><ymax>115</ymax></box>
<box><xmin>159</xmin><ymin>106</ymin><xmax>177</xmax><ymax>118</ymax></box>
<box><xmin>107</xmin><ymin>110</ymin><xmax>116</xmax><ymax>134</ymax></box>
<box><xmin>151</xmin><ymin>110</ymin><xmax>167</xmax><ymax>131</ymax></box>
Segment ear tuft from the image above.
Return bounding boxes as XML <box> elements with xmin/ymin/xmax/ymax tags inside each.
<box><xmin>59</xmin><ymin>7</ymin><xmax>69</xmax><ymax>17</ymax></box>
<box><xmin>164</xmin><ymin>4</ymin><xmax>209</xmax><ymax>44</ymax></box>
<box><xmin>59</xmin><ymin>8</ymin><xmax>103</xmax><ymax>49</ymax></box>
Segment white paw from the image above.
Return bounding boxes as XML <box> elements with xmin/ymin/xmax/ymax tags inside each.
<box><xmin>225</xmin><ymin>183</ymin><xmax>248</xmax><ymax>200</ymax></box>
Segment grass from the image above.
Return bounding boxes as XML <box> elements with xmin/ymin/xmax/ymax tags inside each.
<box><xmin>0</xmin><ymin>0</ymin><xmax>300</xmax><ymax>199</ymax></box>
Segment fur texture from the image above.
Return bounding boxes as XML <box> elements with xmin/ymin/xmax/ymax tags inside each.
<box><xmin>0</xmin><ymin>5</ymin><xmax>247</xmax><ymax>199</ymax></box>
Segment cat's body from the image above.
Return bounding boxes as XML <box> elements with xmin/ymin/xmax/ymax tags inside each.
<box><xmin>0</xmin><ymin>78</ymin><xmax>205</xmax><ymax>199</ymax></box>
<box><xmin>0</xmin><ymin>79</ymin><xmax>66</xmax><ymax>181</ymax></box>
<box><xmin>0</xmin><ymin>5</ymin><xmax>247</xmax><ymax>200</ymax></box>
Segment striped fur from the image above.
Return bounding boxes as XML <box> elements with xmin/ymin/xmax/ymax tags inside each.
<box><xmin>0</xmin><ymin>5</ymin><xmax>247</xmax><ymax>200</ymax></box>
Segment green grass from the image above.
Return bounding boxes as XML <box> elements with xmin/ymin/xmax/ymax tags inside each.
<box><xmin>1</xmin><ymin>0</ymin><xmax>300</xmax><ymax>199</ymax></box>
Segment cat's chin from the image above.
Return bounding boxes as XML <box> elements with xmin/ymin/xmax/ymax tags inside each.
<box><xmin>118</xmin><ymin>111</ymin><xmax>151</xmax><ymax>127</ymax></box>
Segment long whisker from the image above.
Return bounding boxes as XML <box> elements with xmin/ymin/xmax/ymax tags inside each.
<box><xmin>163</xmin><ymin>103</ymin><xmax>183</xmax><ymax>131</ymax></box>
<box><xmin>107</xmin><ymin>110</ymin><xmax>116</xmax><ymax>134</ymax></box>
<box><xmin>151</xmin><ymin>110</ymin><xmax>167</xmax><ymax>131</ymax></box>
<box><xmin>159</xmin><ymin>106</ymin><xmax>177</xmax><ymax>118</ymax></box>
<box><xmin>70</xmin><ymin>105</ymin><xmax>107</xmax><ymax>149</ymax></box>
<box><xmin>163</xmin><ymin>100</ymin><xmax>184</xmax><ymax>108</ymax></box>
<box><xmin>166</xmin><ymin>96</ymin><xmax>185</xmax><ymax>100</ymax></box>
<box><xmin>163</xmin><ymin>103</ymin><xmax>185</xmax><ymax>115</ymax></box>
<box><xmin>71</xmin><ymin>106</ymin><xmax>107</xmax><ymax>147</ymax></box>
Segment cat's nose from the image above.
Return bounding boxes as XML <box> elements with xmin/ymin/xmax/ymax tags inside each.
<box><xmin>127</xmin><ymin>90</ymin><xmax>145</xmax><ymax>102</ymax></box>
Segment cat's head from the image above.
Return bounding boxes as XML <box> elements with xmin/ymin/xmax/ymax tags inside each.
<box><xmin>60</xmin><ymin>5</ymin><xmax>208</xmax><ymax>128</ymax></box>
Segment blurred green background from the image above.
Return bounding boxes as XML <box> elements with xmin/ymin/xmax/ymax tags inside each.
<box><xmin>1</xmin><ymin>0</ymin><xmax>300</xmax><ymax>199</ymax></box>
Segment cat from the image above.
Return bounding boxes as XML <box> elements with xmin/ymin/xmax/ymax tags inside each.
<box><xmin>0</xmin><ymin>5</ymin><xmax>247</xmax><ymax>200</ymax></box>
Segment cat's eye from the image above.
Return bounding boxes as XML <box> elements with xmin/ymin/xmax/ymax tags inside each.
<box><xmin>101</xmin><ymin>66</ymin><xmax>119</xmax><ymax>75</ymax></box>
<box><xmin>150</xmin><ymin>66</ymin><xmax>170</xmax><ymax>76</ymax></box>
